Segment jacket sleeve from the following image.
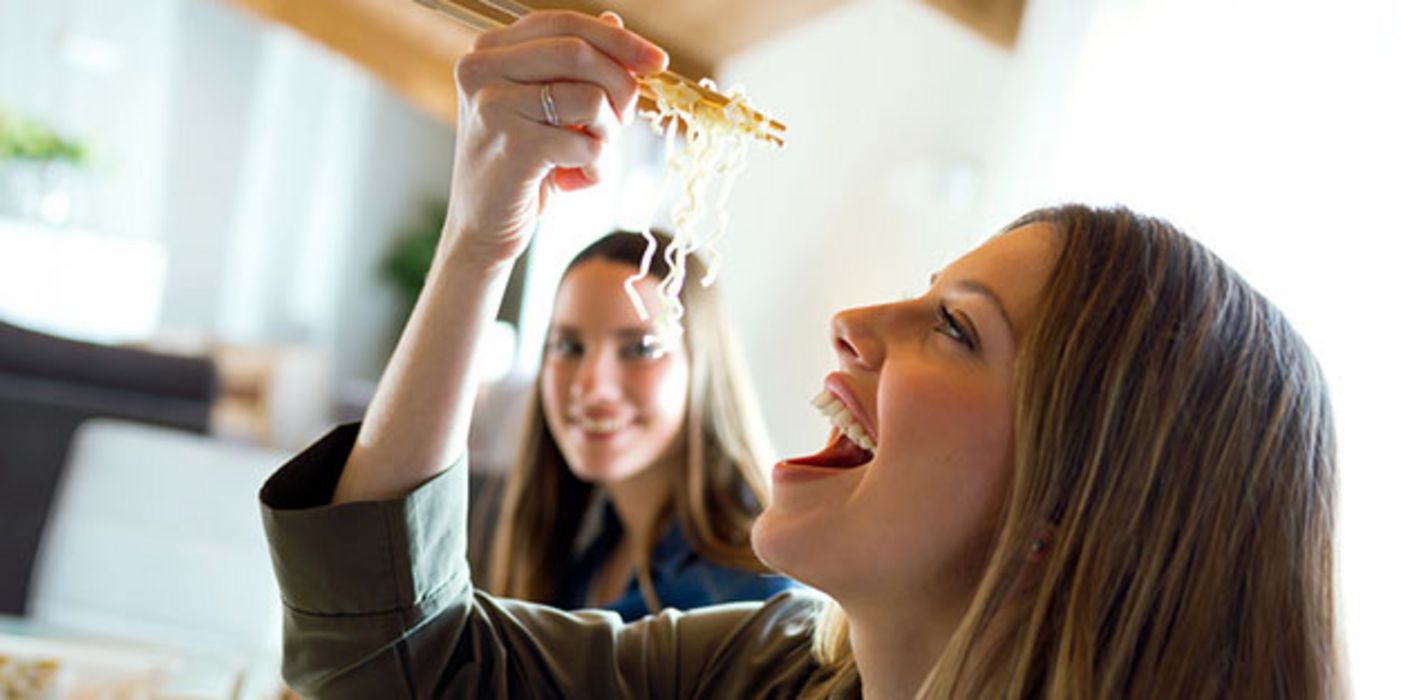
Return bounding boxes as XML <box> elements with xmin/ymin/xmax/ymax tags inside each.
<box><xmin>259</xmin><ymin>424</ymin><xmax>817</xmax><ymax>699</ymax></box>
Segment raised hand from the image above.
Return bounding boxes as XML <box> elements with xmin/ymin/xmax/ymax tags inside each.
<box><xmin>438</xmin><ymin>11</ymin><xmax>668</xmax><ymax>270</ymax></box>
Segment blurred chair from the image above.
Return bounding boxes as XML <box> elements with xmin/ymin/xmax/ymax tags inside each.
<box><xmin>27</xmin><ymin>418</ymin><xmax>286</xmax><ymax>661</ymax></box>
<box><xmin>0</xmin><ymin>319</ymin><xmax>218</xmax><ymax>615</ymax></box>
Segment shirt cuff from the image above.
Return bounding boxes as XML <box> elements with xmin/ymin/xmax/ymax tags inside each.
<box><xmin>259</xmin><ymin>423</ymin><xmax>469</xmax><ymax>617</ymax></box>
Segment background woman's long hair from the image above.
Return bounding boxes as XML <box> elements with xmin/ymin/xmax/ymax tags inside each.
<box><xmin>813</xmin><ymin>205</ymin><xmax>1340</xmax><ymax>698</ymax></box>
<box><xmin>485</xmin><ymin>231</ymin><xmax>776</xmax><ymax>611</ymax></box>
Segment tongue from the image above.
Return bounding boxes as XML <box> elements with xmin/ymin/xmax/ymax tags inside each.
<box><xmin>789</xmin><ymin>433</ymin><xmax>873</xmax><ymax>469</ymax></box>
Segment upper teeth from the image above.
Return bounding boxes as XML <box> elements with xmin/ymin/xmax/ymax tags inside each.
<box><xmin>811</xmin><ymin>390</ymin><xmax>876</xmax><ymax>452</ymax></box>
<box><xmin>578</xmin><ymin>416</ymin><xmax>628</xmax><ymax>433</ymax></box>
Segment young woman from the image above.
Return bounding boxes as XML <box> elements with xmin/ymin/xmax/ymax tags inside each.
<box><xmin>483</xmin><ymin>230</ymin><xmax>791</xmax><ymax>620</ymax></box>
<box><xmin>259</xmin><ymin>11</ymin><xmax>1340</xmax><ymax>698</ymax></box>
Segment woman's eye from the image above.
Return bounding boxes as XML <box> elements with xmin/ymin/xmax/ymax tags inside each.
<box><xmin>624</xmin><ymin>337</ymin><xmax>666</xmax><ymax>360</ymax></box>
<box><xmin>935</xmin><ymin>305</ymin><xmax>974</xmax><ymax>349</ymax></box>
<box><xmin>548</xmin><ymin>338</ymin><xmax>583</xmax><ymax>357</ymax></box>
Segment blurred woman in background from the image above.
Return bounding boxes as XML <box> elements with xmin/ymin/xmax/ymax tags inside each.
<box><xmin>484</xmin><ymin>230</ymin><xmax>793</xmax><ymax>620</ymax></box>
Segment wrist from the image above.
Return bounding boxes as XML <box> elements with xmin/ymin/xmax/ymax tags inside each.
<box><xmin>423</xmin><ymin>258</ymin><xmax>515</xmax><ymax>305</ymax></box>
<box><xmin>432</xmin><ymin>234</ymin><xmax>523</xmax><ymax>282</ymax></box>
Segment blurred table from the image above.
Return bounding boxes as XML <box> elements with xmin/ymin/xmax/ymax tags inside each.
<box><xmin>0</xmin><ymin>615</ymin><xmax>264</xmax><ymax>699</ymax></box>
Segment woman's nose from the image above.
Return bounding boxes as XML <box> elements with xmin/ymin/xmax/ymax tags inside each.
<box><xmin>831</xmin><ymin>305</ymin><xmax>887</xmax><ymax>371</ymax></box>
<box><xmin>572</xmin><ymin>349</ymin><xmax>622</xmax><ymax>401</ymax></box>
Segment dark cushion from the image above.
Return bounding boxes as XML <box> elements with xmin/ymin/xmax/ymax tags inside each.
<box><xmin>0</xmin><ymin>321</ymin><xmax>216</xmax><ymax>402</ymax></box>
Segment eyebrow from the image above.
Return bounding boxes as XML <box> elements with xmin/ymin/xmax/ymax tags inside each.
<box><xmin>548</xmin><ymin>325</ymin><xmax>657</xmax><ymax>338</ymax></box>
<box><xmin>928</xmin><ymin>273</ymin><xmax>1014</xmax><ymax>333</ymax></box>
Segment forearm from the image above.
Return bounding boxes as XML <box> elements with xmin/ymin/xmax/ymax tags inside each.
<box><xmin>333</xmin><ymin>248</ymin><xmax>514</xmax><ymax>504</ymax></box>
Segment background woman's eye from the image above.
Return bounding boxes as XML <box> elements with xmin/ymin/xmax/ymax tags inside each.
<box><xmin>548</xmin><ymin>337</ymin><xmax>583</xmax><ymax>357</ymax></box>
<box><xmin>624</xmin><ymin>337</ymin><xmax>666</xmax><ymax>360</ymax></box>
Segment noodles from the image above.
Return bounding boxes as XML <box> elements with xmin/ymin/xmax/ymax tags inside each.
<box><xmin>626</xmin><ymin>75</ymin><xmax>776</xmax><ymax>345</ymax></box>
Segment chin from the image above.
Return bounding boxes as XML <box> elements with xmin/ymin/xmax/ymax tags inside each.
<box><xmin>754</xmin><ymin>504</ymin><xmax>878</xmax><ymax>599</ymax></box>
<box><xmin>750</xmin><ymin>508</ymin><xmax>811</xmax><ymax>584</ymax></box>
<box><xmin>566</xmin><ymin>461</ymin><xmax>623</xmax><ymax>484</ymax></box>
<box><xmin>565</xmin><ymin>455</ymin><xmax>651</xmax><ymax>485</ymax></box>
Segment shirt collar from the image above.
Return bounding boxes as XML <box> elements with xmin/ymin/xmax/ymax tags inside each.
<box><xmin>570</xmin><ymin>495</ymin><xmax>697</xmax><ymax>578</ymax></box>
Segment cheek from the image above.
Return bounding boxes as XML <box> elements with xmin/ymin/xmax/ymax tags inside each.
<box><xmin>883</xmin><ymin>368</ymin><xmax>1012</xmax><ymax>469</ymax></box>
<box><xmin>632</xmin><ymin>358</ymin><xmax>689</xmax><ymax>419</ymax></box>
<box><xmin>540</xmin><ymin>362</ymin><xmax>570</xmax><ymax>424</ymax></box>
<box><xmin>868</xmin><ymin>371</ymin><xmax>1015</xmax><ymax>566</ymax></box>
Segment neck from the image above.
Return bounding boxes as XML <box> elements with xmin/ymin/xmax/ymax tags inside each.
<box><xmin>844</xmin><ymin>590</ymin><xmax>969</xmax><ymax>700</ymax></box>
<box><xmin>603</xmin><ymin>456</ymin><xmax>676</xmax><ymax>556</ymax></box>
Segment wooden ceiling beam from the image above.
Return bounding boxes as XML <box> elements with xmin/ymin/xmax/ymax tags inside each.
<box><xmin>508</xmin><ymin>1</ymin><xmax>717</xmax><ymax>84</ymax></box>
<box><xmin>217</xmin><ymin>0</ymin><xmax>1024</xmax><ymax>129</ymax></box>
<box><xmin>923</xmin><ymin>0</ymin><xmax>1027</xmax><ymax>49</ymax></box>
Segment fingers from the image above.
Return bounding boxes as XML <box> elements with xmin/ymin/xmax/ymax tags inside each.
<box><xmin>478</xmin><ymin>82</ymin><xmax>621</xmax><ymax>141</ymax></box>
<box><xmin>464</xmin><ymin>10</ymin><xmax>667</xmax><ymax>120</ymax></box>
<box><xmin>475</xmin><ymin>10</ymin><xmax>667</xmax><ymax>75</ymax></box>
<box><xmin>531</xmin><ymin>123</ymin><xmax>602</xmax><ymax>169</ymax></box>
<box><xmin>518</xmin><ymin>122</ymin><xmax>607</xmax><ymax>184</ymax></box>
<box><xmin>552</xmin><ymin>167</ymin><xmax>598</xmax><ymax>192</ymax></box>
<box><xmin>462</xmin><ymin>36</ymin><xmax>646</xmax><ymax>120</ymax></box>
<box><xmin>446</xmin><ymin>9</ymin><xmax>656</xmax><ymax>216</ymax></box>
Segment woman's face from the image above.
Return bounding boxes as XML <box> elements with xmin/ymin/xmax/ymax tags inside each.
<box><xmin>541</xmin><ymin>259</ymin><xmax>690</xmax><ymax>484</ymax></box>
<box><xmin>752</xmin><ymin>224</ymin><xmax>1060</xmax><ymax>605</ymax></box>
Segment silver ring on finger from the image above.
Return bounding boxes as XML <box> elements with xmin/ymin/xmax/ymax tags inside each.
<box><xmin>539</xmin><ymin>83</ymin><xmax>561</xmax><ymax>127</ymax></box>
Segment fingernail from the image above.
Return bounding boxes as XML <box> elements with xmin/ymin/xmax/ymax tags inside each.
<box><xmin>600</xmin><ymin>11</ymin><xmax>622</xmax><ymax>27</ymax></box>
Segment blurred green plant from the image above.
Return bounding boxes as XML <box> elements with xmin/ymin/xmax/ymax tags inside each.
<box><xmin>0</xmin><ymin>109</ymin><xmax>88</xmax><ymax>164</ymax></box>
<box><xmin>380</xmin><ymin>198</ymin><xmax>447</xmax><ymax>307</ymax></box>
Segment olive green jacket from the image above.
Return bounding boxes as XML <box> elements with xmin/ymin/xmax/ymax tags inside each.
<box><xmin>260</xmin><ymin>424</ymin><xmax>844</xmax><ymax>699</ymax></box>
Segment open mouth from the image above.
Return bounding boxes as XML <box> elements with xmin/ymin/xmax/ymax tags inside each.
<box><xmin>784</xmin><ymin>389</ymin><xmax>877</xmax><ymax>469</ymax></box>
<box><xmin>788</xmin><ymin>430</ymin><xmax>874</xmax><ymax>468</ymax></box>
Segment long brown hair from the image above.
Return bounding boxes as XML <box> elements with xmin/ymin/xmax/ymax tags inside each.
<box><xmin>485</xmin><ymin>231</ymin><xmax>775</xmax><ymax>610</ymax></box>
<box><xmin>815</xmin><ymin>205</ymin><xmax>1341</xmax><ymax>698</ymax></box>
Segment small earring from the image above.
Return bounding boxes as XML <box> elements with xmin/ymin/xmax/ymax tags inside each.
<box><xmin>1027</xmin><ymin>538</ymin><xmax>1048</xmax><ymax>561</ymax></box>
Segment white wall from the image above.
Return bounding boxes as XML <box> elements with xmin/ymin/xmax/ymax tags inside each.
<box><xmin>328</xmin><ymin>91</ymin><xmax>455</xmax><ymax>381</ymax></box>
<box><xmin>158</xmin><ymin>0</ymin><xmax>262</xmax><ymax>335</ymax></box>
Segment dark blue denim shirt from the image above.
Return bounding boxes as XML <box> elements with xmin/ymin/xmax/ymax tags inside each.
<box><xmin>554</xmin><ymin>499</ymin><xmax>797</xmax><ymax>621</ymax></box>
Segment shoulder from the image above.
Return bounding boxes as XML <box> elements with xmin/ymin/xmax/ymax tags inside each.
<box><xmin>477</xmin><ymin>588</ymin><xmax>827</xmax><ymax>698</ymax></box>
<box><xmin>674</xmin><ymin>590</ymin><xmax>833</xmax><ymax>697</ymax></box>
<box><xmin>718</xmin><ymin>587</ymin><xmax>824</xmax><ymax>644</ymax></box>
<box><xmin>668</xmin><ymin>588</ymin><xmax>826</xmax><ymax>668</ymax></box>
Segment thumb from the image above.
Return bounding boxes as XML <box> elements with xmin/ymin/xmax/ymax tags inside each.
<box><xmin>552</xmin><ymin>166</ymin><xmax>599</xmax><ymax>192</ymax></box>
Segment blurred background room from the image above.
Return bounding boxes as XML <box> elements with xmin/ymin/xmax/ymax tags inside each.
<box><xmin>1</xmin><ymin>0</ymin><xmax>1397</xmax><ymax>696</ymax></box>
